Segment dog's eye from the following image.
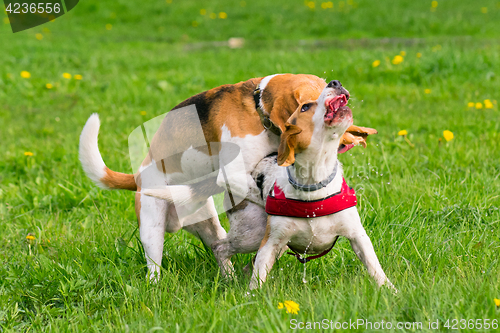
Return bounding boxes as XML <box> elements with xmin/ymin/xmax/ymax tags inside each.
<box><xmin>301</xmin><ymin>103</ymin><xmax>312</xmax><ymax>112</ymax></box>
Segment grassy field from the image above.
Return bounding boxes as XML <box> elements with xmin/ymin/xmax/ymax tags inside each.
<box><xmin>1</xmin><ymin>0</ymin><xmax>500</xmax><ymax>331</ymax></box>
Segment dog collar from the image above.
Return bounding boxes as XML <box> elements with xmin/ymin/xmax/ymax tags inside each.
<box><xmin>265</xmin><ymin>177</ymin><xmax>357</xmax><ymax>218</ymax></box>
<box><xmin>253</xmin><ymin>85</ymin><xmax>282</xmax><ymax>136</ymax></box>
<box><xmin>286</xmin><ymin>162</ymin><xmax>338</xmax><ymax>192</ymax></box>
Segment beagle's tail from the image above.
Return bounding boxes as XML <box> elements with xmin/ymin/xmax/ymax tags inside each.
<box><xmin>79</xmin><ymin>114</ymin><xmax>137</xmax><ymax>191</ymax></box>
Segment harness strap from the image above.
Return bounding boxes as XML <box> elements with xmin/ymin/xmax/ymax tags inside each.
<box><xmin>287</xmin><ymin>236</ymin><xmax>339</xmax><ymax>264</ymax></box>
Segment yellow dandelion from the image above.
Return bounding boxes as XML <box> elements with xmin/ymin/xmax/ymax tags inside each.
<box><xmin>443</xmin><ymin>130</ymin><xmax>454</xmax><ymax>142</ymax></box>
<box><xmin>74</xmin><ymin>74</ymin><xmax>82</xmax><ymax>80</ymax></box>
<box><xmin>400</xmin><ymin>51</ymin><xmax>406</xmax><ymax>56</ymax></box>
<box><xmin>475</xmin><ymin>102</ymin><xmax>483</xmax><ymax>109</ymax></box>
<box><xmin>209</xmin><ymin>12</ymin><xmax>216</xmax><ymax>19</ymax></box>
<box><xmin>20</xmin><ymin>71</ymin><xmax>31</xmax><ymax>79</ymax></box>
<box><xmin>140</xmin><ymin>111</ymin><xmax>147</xmax><ymax>116</ymax></box>
<box><xmin>398</xmin><ymin>130</ymin><xmax>408</xmax><ymax>136</ymax></box>
<box><xmin>306</xmin><ymin>1</ymin><xmax>315</xmax><ymax>9</ymax></box>
<box><xmin>62</xmin><ymin>73</ymin><xmax>71</xmax><ymax>79</ymax></box>
<box><xmin>431</xmin><ymin>1</ymin><xmax>438</xmax><ymax>8</ymax></box>
<box><xmin>484</xmin><ymin>99</ymin><xmax>493</xmax><ymax>109</ymax></box>
<box><xmin>219</xmin><ymin>12</ymin><xmax>227</xmax><ymax>19</ymax></box>
<box><xmin>372</xmin><ymin>60</ymin><xmax>381</xmax><ymax>68</ymax></box>
<box><xmin>424</xmin><ymin>89</ymin><xmax>431</xmax><ymax>94</ymax></box>
<box><xmin>26</xmin><ymin>235</ymin><xmax>35</xmax><ymax>240</ymax></box>
<box><xmin>481</xmin><ymin>7</ymin><xmax>488</xmax><ymax>13</ymax></box>
<box><xmin>200</xmin><ymin>9</ymin><xmax>206</xmax><ymax>15</ymax></box>
<box><xmin>494</xmin><ymin>298</ymin><xmax>500</xmax><ymax>307</ymax></box>
<box><xmin>35</xmin><ymin>33</ymin><xmax>43</xmax><ymax>40</ymax></box>
<box><xmin>278</xmin><ymin>301</ymin><xmax>300</xmax><ymax>314</ymax></box>
<box><xmin>46</xmin><ymin>83</ymin><xmax>53</xmax><ymax>89</ymax></box>
<box><xmin>106</xmin><ymin>23</ymin><xmax>112</xmax><ymax>30</ymax></box>
<box><xmin>24</xmin><ymin>151</ymin><xmax>34</xmax><ymax>156</ymax></box>
<box><xmin>467</xmin><ymin>102</ymin><xmax>474</xmax><ymax>107</ymax></box>
<box><xmin>166</xmin><ymin>0</ymin><xmax>172</xmax><ymax>3</ymax></box>
<box><xmin>321</xmin><ymin>2</ymin><xmax>333</xmax><ymax>9</ymax></box>
<box><xmin>392</xmin><ymin>55</ymin><xmax>404</xmax><ymax>65</ymax></box>
<box><xmin>417</xmin><ymin>52</ymin><xmax>422</xmax><ymax>58</ymax></box>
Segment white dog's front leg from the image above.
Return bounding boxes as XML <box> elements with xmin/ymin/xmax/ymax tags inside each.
<box><xmin>349</xmin><ymin>233</ymin><xmax>394</xmax><ymax>289</ymax></box>
<box><xmin>249</xmin><ymin>236</ymin><xmax>288</xmax><ymax>290</ymax></box>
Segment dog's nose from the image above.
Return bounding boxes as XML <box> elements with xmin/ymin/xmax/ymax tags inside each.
<box><xmin>327</xmin><ymin>80</ymin><xmax>342</xmax><ymax>88</ymax></box>
<box><xmin>327</xmin><ymin>80</ymin><xmax>350</xmax><ymax>100</ymax></box>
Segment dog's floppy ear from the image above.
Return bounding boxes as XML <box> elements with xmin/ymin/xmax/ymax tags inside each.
<box><xmin>342</xmin><ymin>125</ymin><xmax>378</xmax><ymax>148</ymax></box>
<box><xmin>268</xmin><ymin>96</ymin><xmax>292</xmax><ymax>134</ymax></box>
<box><xmin>277</xmin><ymin>118</ymin><xmax>302</xmax><ymax>167</ymax></box>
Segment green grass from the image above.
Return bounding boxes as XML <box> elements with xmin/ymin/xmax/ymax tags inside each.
<box><xmin>1</xmin><ymin>0</ymin><xmax>500</xmax><ymax>331</ymax></box>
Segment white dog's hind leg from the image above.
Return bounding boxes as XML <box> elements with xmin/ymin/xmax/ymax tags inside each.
<box><xmin>138</xmin><ymin>193</ymin><xmax>169</xmax><ymax>283</ymax></box>
<box><xmin>181</xmin><ymin>198</ymin><xmax>234</xmax><ymax>277</ymax></box>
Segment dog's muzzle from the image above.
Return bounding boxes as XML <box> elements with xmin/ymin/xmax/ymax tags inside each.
<box><xmin>327</xmin><ymin>80</ymin><xmax>350</xmax><ymax>100</ymax></box>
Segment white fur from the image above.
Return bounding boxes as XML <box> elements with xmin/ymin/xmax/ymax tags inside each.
<box><xmin>79</xmin><ymin>114</ymin><xmax>108</xmax><ymax>189</ymax></box>
<box><xmin>216</xmin><ymin>124</ymin><xmax>279</xmax><ymax>202</ymax></box>
<box><xmin>139</xmin><ymin>193</ymin><xmax>168</xmax><ymax>282</ymax></box>
<box><xmin>141</xmin><ymin>186</ymin><xmax>193</xmax><ymax>206</ymax></box>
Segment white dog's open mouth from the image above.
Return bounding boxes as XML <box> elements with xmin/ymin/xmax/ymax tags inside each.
<box><xmin>324</xmin><ymin>94</ymin><xmax>350</xmax><ymax>126</ymax></box>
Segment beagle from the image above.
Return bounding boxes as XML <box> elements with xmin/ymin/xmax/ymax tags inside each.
<box><xmin>233</xmin><ymin>81</ymin><xmax>394</xmax><ymax>290</ymax></box>
<box><xmin>79</xmin><ymin>74</ymin><xmax>377</xmax><ymax>281</ymax></box>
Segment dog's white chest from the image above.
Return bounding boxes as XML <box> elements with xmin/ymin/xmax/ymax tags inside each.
<box><xmin>282</xmin><ymin>207</ymin><xmax>360</xmax><ymax>254</ymax></box>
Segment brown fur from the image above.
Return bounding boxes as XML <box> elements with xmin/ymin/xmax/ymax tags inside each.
<box><xmin>102</xmin><ymin>167</ymin><xmax>137</xmax><ymax>190</ymax></box>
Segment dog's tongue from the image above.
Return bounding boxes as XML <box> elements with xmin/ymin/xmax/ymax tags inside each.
<box><xmin>328</xmin><ymin>94</ymin><xmax>348</xmax><ymax>112</ymax></box>
<box><xmin>338</xmin><ymin>143</ymin><xmax>355</xmax><ymax>154</ymax></box>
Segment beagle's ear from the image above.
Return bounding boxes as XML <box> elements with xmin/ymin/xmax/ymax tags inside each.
<box><xmin>341</xmin><ymin>125</ymin><xmax>378</xmax><ymax>149</ymax></box>
<box><xmin>267</xmin><ymin>97</ymin><xmax>290</xmax><ymax>134</ymax></box>
<box><xmin>278</xmin><ymin>123</ymin><xmax>302</xmax><ymax>167</ymax></box>
<box><xmin>346</xmin><ymin>125</ymin><xmax>378</xmax><ymax>137</ymax></box>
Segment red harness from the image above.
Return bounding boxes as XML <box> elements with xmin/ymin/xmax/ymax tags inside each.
<box><xmin>265</xmin><ymin>178</ymin><xmax>357</xmax><ymax>218</ymax></box>
<box><xmin>265</xmin><ymin>178</ymin><xmax>357</xmax><ymax>263</ymax></box>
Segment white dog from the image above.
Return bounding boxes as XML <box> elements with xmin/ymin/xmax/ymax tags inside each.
<box><xmin>244</xmin><ymin>82</ymin><xmax>395</xmax><ymax>290</ymax></box>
